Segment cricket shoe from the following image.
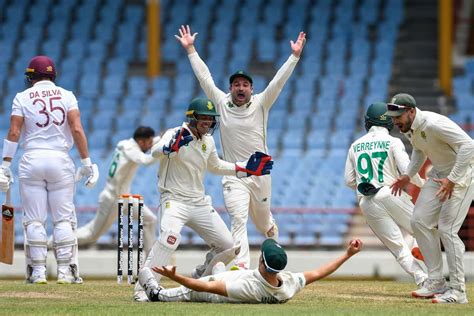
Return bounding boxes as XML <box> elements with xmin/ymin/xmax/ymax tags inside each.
<box><xmin>432</xmin><ymin>288</ymin><xmax>468</xmax><ymax>304</ymax></box>
<box><xmin>138</xmin><ymin>267</ymin><xmax>161</xmax><ymax>302</ymax></box>
<box><xmin>191</xmin><ymin>264</ymin><xmax>205</xmax><ymax>279</ymax></box>
<box><xmin>57</xmin><ymin>264</ymin><xmax>83</xmax><ymax>284</ymax></box>
<box><xmin>412</xmin><ymin>279</ymin><xmax>449</xmax><ymax>298</ymax></box>
<box><xmin>411</xmin><ymin>247</ymin><xmax>425</xmax><ymax>261</ymax></box>
<box><xmin>26</xmin><ymin>273</ymin><xmax>47</xmax><ymax>284</ymax></box>
<box><xmin>133</xmin><ymin>290</ymin><xmax>149</xmax><ymax>302</ymax></box>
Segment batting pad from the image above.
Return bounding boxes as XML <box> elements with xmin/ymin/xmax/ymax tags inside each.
<box><xmin>201</xmin><ymin>244</ymin><xmax>241</xmax><ymax>277</ymax></box>
<box><xmin>145</xmin><ymin>230</ymin><xmax>181</xmax><ymax>278</ymax></box>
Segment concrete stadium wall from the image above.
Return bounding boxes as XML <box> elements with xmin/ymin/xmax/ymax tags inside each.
<box><xmin>1</xmin><ymin>250</ymin><xmax>474</xmax><ymax>282</ymax></box>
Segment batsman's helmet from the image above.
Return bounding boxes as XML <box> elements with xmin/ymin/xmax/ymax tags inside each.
<box><xmin>185</xmin><ymin>98</ymin><xmax>220</xmax><ymax>135</ymax></box>
<box><xmin>365</xmin><ymin>102</ymin><xmax>393</xmax><ymax>132</ymax></box>
<box><xmin>24</xmin><ymin>56</ymin><xmax>56</xmax><ymax>84</ymax></box>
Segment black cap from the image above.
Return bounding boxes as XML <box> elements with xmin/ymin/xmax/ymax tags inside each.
<box><xmin>229</xmin><ymin>70</ymin><xmax>253</xmax><ymax>85</ymax></box>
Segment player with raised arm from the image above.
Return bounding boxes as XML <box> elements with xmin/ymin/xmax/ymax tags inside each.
<box><xmin>0</xmin><ymin>56</ymin><xmax>99</xmax><ymax>284</ymax></box>
<box><xmin>175</xmin><ymin>25</ymin><xmax>306</xmax><ymax>270</ymax></box>
<box><xmin>138</xmin><ymin>238</ymin><xmax>362</xmax><ymax>303</ymax></box>
<box><xmin>344</xmin><ymin>102</ymin><xmax>427</xmax><ymax>288</ymax></box>
<box><xmin>75</xmin><ymin>126</ymin><xmax>159</xmax><ymax>253</ymax></box>
<box><xmin>133</xmin><ymin>97</ymin><xmax>274</xmax><ymax>301</ymax></box>
<box><xmin>387</xmin><ymin>93</ymin><xmax>474</xmax><ymax>304</ymax></box>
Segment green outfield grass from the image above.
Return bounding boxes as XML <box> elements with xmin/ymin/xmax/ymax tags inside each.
<box><xmin>0</xmin><ymin>279</ymin><xmax>472</xmax><ymax>315</ymax></box>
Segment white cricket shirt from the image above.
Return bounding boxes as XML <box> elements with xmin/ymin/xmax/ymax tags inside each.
<box><xmin>188</xmin><ymin>52</ymin><xmax>299</xmax><ymax>164</ymax></box>
<box><xmin>403</xmin><ymin>109</ymin><xmax>474</xmax><ymax>186</ymax></box>
<box><xmin>104</xmin><ymin>137</ymin><xmax>159</xmax><ymax>195</ymax></box>
<box><xmin>11</xmin><ymin>81</ymin><xmax>78</xmax><ymax>151</ymax></box>
<box><xmin>152</xmin><ymin>124</ymin><xmax>236</xmax><ymax>204</ymax></box>
<box><xmin>202</xmin><ymin>269</ymin><xmax>306</xmax><ymax>303</ymax></box>
<box><xmin>345</xmin><ymin>126</ymin><xmax>424</xmax><ymax>197</ymax></box>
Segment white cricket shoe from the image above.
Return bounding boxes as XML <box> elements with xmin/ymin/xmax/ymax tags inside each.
<box><xmin>57</xmin><ymin>265</ymin><xmax>83</xmax><ymax>284</ymax></box>
<box><xmin>138</xmin><ymin>267</ymin><xmax>161</xmax><ymax>302</ymax></box>
<box><xmin>26</xmin><ymin>273</ymin><xmax>47</xmax><ymax>284</ymax></box>
<box><xmin>432</xmin><ymin>288</ymin><xmax>468</xmax><ymax>304</ymax></box>
<box><xmin>412</xmin><ymin>279</ymin><xmax>449</xmax><ymax>298</ymax></box>
<box><xmin>133</xmin><ymin>290</ymin><xmax>149</xmax><ymax>302</ymax></box>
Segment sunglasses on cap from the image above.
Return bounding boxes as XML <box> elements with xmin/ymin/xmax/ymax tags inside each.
<box><xmin>387</xmin><ymin>103</ymin><xmax>412</xmax><ymax>111</ymax></box>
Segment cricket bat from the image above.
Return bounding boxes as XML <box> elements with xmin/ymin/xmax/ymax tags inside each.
<box><xmin>0</xmin><ymin>188</ymin><xmax>14</xmax><ymax>264</ymax></box>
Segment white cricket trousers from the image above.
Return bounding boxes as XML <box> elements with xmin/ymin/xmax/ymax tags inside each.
<box><xmin>359</xmin><ymin>186</ymin><xmax>427</xmax><ymax>285</ymax></box>
<box><xmin>159</xmin><ymin>198</ymin><xmax>233</xmax><ymax>252</ymax></box>
<box><xmin>222</xmin><ymin>175</ymin><xmax>277</xmax><ymax>268</ymax></box>
<box><xmin>19</xmin><ymin>150</ymin><xmax>76</xmax><ymax>274</ymax></box>
<box><xmin>411</xmin><ymin>172</ymin><xmax>474</xmax><ymax>292</ymax></box>
<box><xmin>76</xmin><ymin>189</ymin><xmax>157</xmax><ymax>253</ymax></box>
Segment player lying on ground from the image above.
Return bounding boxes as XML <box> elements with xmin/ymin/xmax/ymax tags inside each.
<box><xmin>138</xmin><ymin>239</ymin><xmax>362</xmax><ymax>304</ymax></box>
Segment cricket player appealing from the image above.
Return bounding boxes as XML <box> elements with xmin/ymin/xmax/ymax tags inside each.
<box><xmin>387</xmin><ymin>93</ymin><xmax>474</xmax><ymax>304</ymax></box>
<box><xmin>175</xmin><ymin>25</ymin><xmax>306</xmax><ymax>269</ymax></box>
<box><xmin>138</xmin><ymin>238</ymin><xmax>362</xmax><ymax>303</ymax></box>
<box><xmin>133</xmin><ymin>98</ymin><xmax>274</xmax><ymax>301</ymax></box>
<box><xmin>0</xmin><ymin>56</ymin><xmax>99</xmax><ymax>284</ymax></box>
<box><xmin>75</xmin><ymin>126</ymin><xmax>159</xmax><ymax>253</ymax></box>
<box><xmin>344</xmin><ymin>102</ymin><xmax>428</xmax><ymax>287</ymax></box>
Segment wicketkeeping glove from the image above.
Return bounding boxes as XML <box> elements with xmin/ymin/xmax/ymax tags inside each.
<box><xmin>163</xmin><ymin>128</ymin><xmax>193</xmax><ymax>157</ymax></box>
<box><xmin>75</xmin><ymin>159</ymin><xmax>99</xmax><ymax>188</ymax></box>
<box><xmin>235</xmin><ymin>152</ymin><xmax>273</xmax><ymax>178</ymax></box>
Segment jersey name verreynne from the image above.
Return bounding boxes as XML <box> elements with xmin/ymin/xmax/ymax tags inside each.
<box><xmin>352</xmin><ymin>140</ymin><xmax>390</xmax><ymax>153</ymax></box>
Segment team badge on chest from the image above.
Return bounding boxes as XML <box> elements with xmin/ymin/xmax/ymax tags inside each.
<box><xmin>201</xmin><ymin>143</ymin><xmax>207</xmax><ymax>153</ymax></box>
<box><xmin>420</xmin><ymin>131</ymin><xmax>427</xmax><ymax>141</ymax></box>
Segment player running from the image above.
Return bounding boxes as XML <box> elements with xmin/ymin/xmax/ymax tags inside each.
<box><xmin>134</xmin><ymin>97</ymin><xmax>274</xmax><ymax>301</ymax></box>
<box><xmin>138</xmin><ymin>238</ymin><xmax>362</xmax><ymax>303</ymax></box>
<box><xmin>0</xmin><ymin>56</ymin><xmax>99</xmax><ymax>284</ymax></box>
<box><xmin>75</xmin><ymin>126</ymin><xmax>159</xmax><ymax>253</ymax></box>
<box><xmin>175</xmin><ymin>24</ymin><xmax>306</xmax><ymax>269</ymax></box>
<box><xmin>387</xmin><ymin>93</ymin><xmax>474</xmax><ymax>304</ymax></box>
<box><xmin>344</xmin><ymin>102</ymin><xmax>428</xmax><ymax>288</ymax></box>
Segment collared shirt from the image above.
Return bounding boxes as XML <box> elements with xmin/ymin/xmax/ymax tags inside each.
<box><xmin>344</xmin><ymin>126</ymin><xmax>424</xmax><ymax>198</ymax></box>
<box><xmin>404</xmin><ymin>108</ymin><xmax>474</xmax><ymax>186</ymax></box>
<box><xmin>187</xmin><ymin>52</ymin><xmax>300</xmax><ymax>165</ymax></box>
<box><xmin>11</xmin><ymin>81</ymin><xmax>78</xmax><ymax>151</ymax></box>
<box><xmin>152</xmin><ymin>123</ymin><xmax>236</xmax><ymax>204</ymax></box>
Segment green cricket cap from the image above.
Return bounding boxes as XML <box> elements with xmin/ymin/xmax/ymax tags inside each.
<box><xmin>386</xmin><ymin>93</ymin><xmax>417</xmax><ymax>116</ymax></box>
<box><xmin>229</xmin><ymin>70</ymin><xmax>253</xmax><ymax>85</ymax></box>
<box><xmin>261</xmin><ymin>239</ymin><xmax>287</xmax><ymax>273</ymax></box>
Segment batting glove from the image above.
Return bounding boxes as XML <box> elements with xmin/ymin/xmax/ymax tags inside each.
<box><xmin>235</xmin><ymin>152</ymin><xmax>273</xmax><ymax>178</ymax></box>
<box><xmin>0</xmin><ymin>161</ymin><xmax>13</xmax><ymax>192</ymax></box>
<box><xmin>75</xmin><ymin>158</ymin><xmax>99</xmax><ymax>188</ymax></box>
<box><xmin>163</xmin><ymin>128</ymin><xmax>193</xmax><ymax>157</ymax></box>
<box><xmin>0</xmin><ymin>174</ymin><xmax>10</xmax><ymax>192</ymax></box>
